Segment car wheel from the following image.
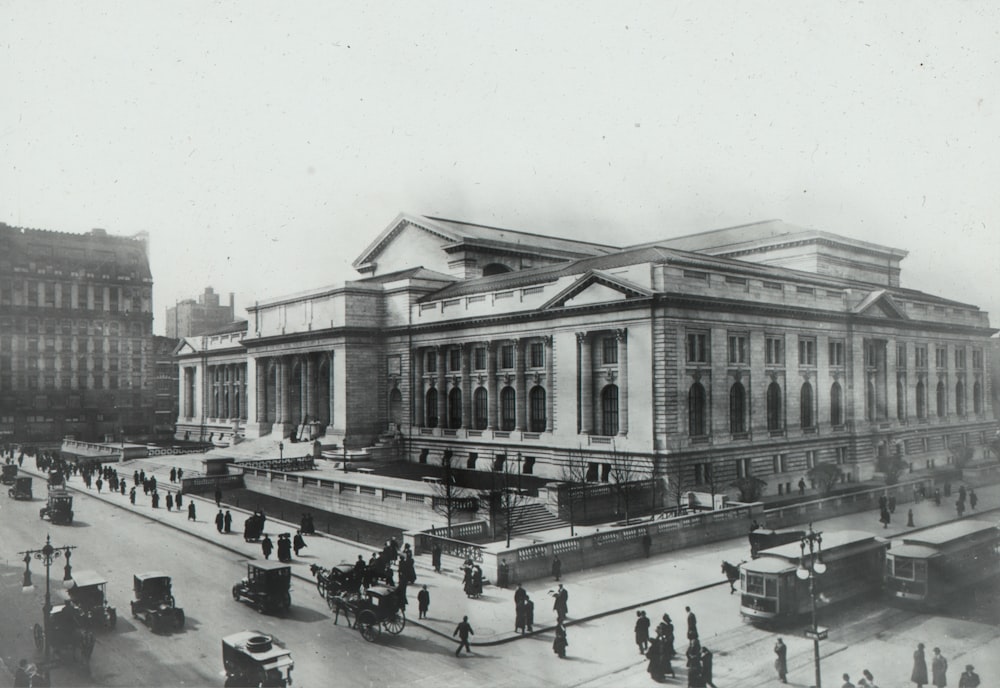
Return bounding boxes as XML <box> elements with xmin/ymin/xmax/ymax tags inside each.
<box><xmin>175</xmin><ymin>609</ymin><xmax>185</xmax><ymax>630</ymax></box>
<box><xmin>231</xmin><ymin>586</ymin><xmax>241</xmax><ymax>602</ymax></box>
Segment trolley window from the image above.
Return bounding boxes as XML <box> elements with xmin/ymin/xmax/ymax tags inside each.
<box><xmin>744</xmin><ymin>573</ymin><xmax>777</xmax><ymax>597</ymax></box>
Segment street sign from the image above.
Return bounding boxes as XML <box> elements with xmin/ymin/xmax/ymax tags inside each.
<box><xmin>804</xmin><ymin>626</ymin><xmax>828</xmax><ymax>640</ymax></box>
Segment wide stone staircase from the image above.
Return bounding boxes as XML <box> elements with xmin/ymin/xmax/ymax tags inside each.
<box><xmin>506</xmin><ymin>502</ymin><xmax>566</xmax><ymax>538</ymax></box>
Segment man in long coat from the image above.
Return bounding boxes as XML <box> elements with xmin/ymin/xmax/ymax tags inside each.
<box><xmin>634</xmin><ymin>610</ymin><xmax>650</xmax><ymax>654</ymax></box>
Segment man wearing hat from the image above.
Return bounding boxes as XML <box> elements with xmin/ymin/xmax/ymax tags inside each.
<box><xmin>957</xmin><ymin>665</ymin><xmax>980</xmax><ymax>687</ymax></box>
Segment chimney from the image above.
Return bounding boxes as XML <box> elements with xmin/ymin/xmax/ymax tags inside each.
<box><xmin>229</xmin><ymin>292</ymin><xmax>235</xmax><ymax>317</ymax></box>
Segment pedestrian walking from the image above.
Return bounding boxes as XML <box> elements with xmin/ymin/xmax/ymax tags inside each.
<box><xmin>685</xmin><ymin>606</ymin><xmax>698</xmax><ymax>639</ymax></box>
<box><xmin>552</xmin><ymin>622</ymin><xmax>568</xmax><ymax>659</ymax></box>
<box><xmin>133</xmin><ymin>470</ymin><xmax>139</xmax><ymax>486</ymax></box>
<box><xmin>417</xmin><ymin>585</ymin><xmax>430</xmax><ymax>619</ymax></box>
<box><xmin>957</xmin><ymin>665</ymin><xmax>980</xmax><ymax>687</ymax></box>
<box><xmin>880</xmin><ymin>506</ymin><xmax>891</xmax><ymax>528</ymax></box>
<box><xmin>908</xmin><ymin>509</ymin><xmax>915</xmax><ymax>527</ymax></box>
<box><xmin>215</xmin><ymin>510</ymin><xmax>225</xmax><ymax>533</ymax></box>
<box><xmin>552</xmin><ymin>554</ymin><xmax>562</xmax><ymax>581</ymax></box>
<box><xmin>165</xmin><ymin>492</ymin><xmax>173</xmax><ymax>511</ymax></box>
<box><xmin>129</xmin><ymin>487</ymin><xmax>136</xmax><ymax>505</ymax></box>
<box><xmin>969</xmin><ymin>489</ymin><xmax>978</xmax><ymax>510</ymax></box>
<box><xmin>187</xmin><ymin>501</ymin><xmax>196</xmax><ymax>521</ymax></box>
<box><xmin>13</xmin><ymin>659</ymin><xmax>31</xmax><ymax>688</ymax></box>
<box><xmin>453</xmin><ymin>616</ymin><xmax>474</xmax><ymax>656</ymax></box>
<box><xmin>175</xmin><ymin>492</ymin><xmax>183</xmax><ymax>510</ymax></box>
<box><xmin>798</xmin><ymin>477</ymin><xmax>806</xmax><ymax>495</ymax></box>
<box><xmin>224</xmin><ymin>509</ymin><xmax>232</xmax><ymax>533</ymax></box>
<box><xmin>277</xmin><ymin>533</ymin><xmax>292</xmax><ymax>562</ymax></box>
<box><xmin>96</xmin><ymin>477</ymin><xmax>103</xmax><ymax>493</ymax></box>
<box><xmin>515</xmin><ymin>598</ymin><xmax>526</xmax><ymax>634</ymax></box>
<box><xmin>932</xmin><ymin>647</ymin><xmax>948</xmax><ymax>688</ymax></box>
<box><xmin>658</xmin><ymin>613</ymin><xmax>676</xmax><ymax>657</ymax></box>
<box><xmin>119</xmin><ymin>480</ymin><xmax>126</xmax><ymax>496</ymax></box>
<box><xmin>524</xmin><ymin>595</ymin><xmax>534</xmax><ymax>632</ymax></box>
<box><xmin>701</xmin><ymin>646</ymin><xmax>715</xmax><ymax>687</ymax></box>
<box><xmin>842</xmin><ymin>674</ymin><xmax>856</xmax><ymax>688</ymax></box>
<box><xmin>214</xmin><ymin>487</ymin><xmax>222</xmax><ymax>508</ymax></box>
<box><xmin>553</xmin><ymin>584</ymin><xmax>568</xmax><ymax>622</ymax></box>
<box><xmin>774</xmin><ymin>638</ymin><xmax>788</xmax><ymax>683</ymax></box>
<box><xmin>431</xmin><ymin>543</ymin><xmax>442</xmax><ymax>573</ymax></box>
<box><xmin>177</xmin><ymin>467</ymin><xmax>183</xmax><ymax>480</ymax></box>
<box><xmin>169</xmin><ymin>467</ymin><xmax>176</xmax><ymax>483</ymax></box>
<box><xmin>888</xmin><ymin>495</ymin><xmax>897</xmax><ymax>514</ymax></box>
<box><xmin>151</xmin><ymin>490</ymin><xmax>159</xmax><ymax>509</ymax></box>
<box><xmin>862</xmin><ymin>669</ymin><xmax>878</xmax><ymax>688</ymax></box>
<box><xmin>261</xmin><ymin>534</ymin><xmax>274</xmax><ymax>560</ymax></box>
<box><xmin>912</xmin><ymin>642</ymin><xmax>928</xmax><ymax>688</ymax></box>
<box><xmin>934</xmin><ymin>489</ymin><xmax>941</xmax><ymax>506</ymax></box>
<box><xmin>956</xmin><ymin>499</ymin><xmax>965</xmax><ymax>519</ymax></box>
<box><xmin>293</xmin><ymin>531</ymin><xmax>307</xmax><ymax>556</ymax></box>
<box><xmin>635</xmin><ymin>610</ymin><xmax>651</xmax><ymax>654</ymax></box>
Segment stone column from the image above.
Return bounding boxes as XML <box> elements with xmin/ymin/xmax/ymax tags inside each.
<box><xmin>514</xmin><ymin>338</ymin><xmax>527</xmax><ymax>431</ymax></box>
<box><xmin>578</xmin><ymin>332</ymin><xmax>592</xmax><ymax>434</ymax></box>
<box><xmin>617</xmin><ymin>328</ymin><xmax>628</xmax><ymax>436</ymax></box>
<box><xmin>544</xmin><ymin>335</ymin><xmax>554</xmax><ymax>432</ymax></box>
<box><xmin>461</xmin><ymin>343</ymin><xmax>472</xmax><ymax>428</ymax></box>
<box><xmin>413</xmin><ymin>348</ymin><xmax>424</xmax><ymax>427</ymax></box>
<box><xmin>327</xmin><ymin>350</ymin><xmax>335</xmax><ymax>428</ymax></box>
<box><xmin>436</xmin><ymin>346</ymin><xmax>446</xmax><ymax>428</ymax></box>
<box><xmin>256</xmin><ymin>358</ymin><xmax>267</xmax><ymax>422</ymax></box>
<box><xmin>305</xmin><ymin>354</ymin><xmax>316</xmax><ymax>421</ymax></box>
<box><xmin>486</xmin><ymin>341</ymin><xmax>497</xmax><ymax>430</ymax></box>
<box><xmin>277</xmin><ymin>357</ymin><xmax>290</xmax><ymax>426</ymax></box>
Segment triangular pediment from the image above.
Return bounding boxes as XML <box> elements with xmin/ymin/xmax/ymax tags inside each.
<box><xmin>853</xmin><ymin>290</ymin><xmax>908</xmax><ymax>320</ymax></box>
<box><xmin>540</xmin><ymin>270</ymin><xmax>652</xmax><ymax>310</ymax></box>
<box><xmin>352</xmin><ymin>213</ymin><xmax>462</xmax><ymax>273</ymax></box>
<box><xmin>173</xmin><ymin>339</ymin><xmax>200</xmax><ymax>357</ymax></box>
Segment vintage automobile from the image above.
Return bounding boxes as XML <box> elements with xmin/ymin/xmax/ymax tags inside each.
<box><xmin>222</xmin><ymin>631</ymin><xmax>294</xmax><ymax>687</ymax></box>
<box><xmin>39</xmin><ymin>489</ymin><xmax>73</xmax><ymax>525</ymax></box>
<box><xmin>330</xmin><ymin>585</ymin><xmax>406</xmax><ymax>642</ymax></box>
<box><xmin>130</xmin><ymin>572</ymin><xmax>185</xmax><ymax>632</ymax></box>
<box><xmin>67</xmin><ymin>570</ymin><xmax>117</xmax><ymax>630</ymax></box>
<box><xmin>309</xmin><ymin>563</ymin><xmax>360</xmax><ymax>608</ymax></box>
<box><xmin>33</xmin><ymin>603</ymin><xmax>96</xmax><ymax>664</ymax></box>
<box><xmin>1</xmin><ymin>462</ymin><xmax>18</xmax><ymax>485</ymax></box>
<box><xmin>8</xmin><ymin>475</ymin><xmax>33</xmax><ymax>500</ymax></box>
<box><xmin>232</xmin><ymin>561</ymin><xmax>292</xmax><ymax>615</ymax></box>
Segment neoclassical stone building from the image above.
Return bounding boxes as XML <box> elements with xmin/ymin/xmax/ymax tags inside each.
<box><xmin>174</xmin><ymin>214</ymin><xmax>997</xmax><ymax>495</ymax></box>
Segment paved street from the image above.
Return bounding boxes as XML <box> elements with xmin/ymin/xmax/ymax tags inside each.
<box><xmin>3</xmin><ymin>458</ymin><xmax>1000</xmax><ymax>686</ymax></box>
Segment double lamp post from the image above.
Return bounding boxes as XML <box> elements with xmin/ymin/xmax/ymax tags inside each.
<box><xmin>797</xmin><ymin>524</ymin><xmax>827</xmax><ymax>688</ymax></box>
<box><xmin>19</xmin><ymin>535</ymin><xmax>76</xmax><ymax>657</ymax></box>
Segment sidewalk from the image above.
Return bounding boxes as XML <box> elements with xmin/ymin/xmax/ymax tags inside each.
<box><xmin>21</xmin><ymin>457</ymin><xmax>1000</xmax><ymax>648</ymax></box>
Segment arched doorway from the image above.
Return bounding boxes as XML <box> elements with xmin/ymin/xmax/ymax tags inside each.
<box><xmin>388</xmin><ymin>388</ymin><xmax>403</xmax><ymax>429</ymax></box>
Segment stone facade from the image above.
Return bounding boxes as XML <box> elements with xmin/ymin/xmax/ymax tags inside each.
<box><xmin>175</xmin><ymin>213</ymin><xmax>998</xmax><ymax>497</ymax></box>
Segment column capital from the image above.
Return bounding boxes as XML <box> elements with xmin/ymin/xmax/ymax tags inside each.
<box><xmin>615</xmin><ymin>328</ymin><xmax>627</xmax><ymax>342</ymax></box>
<box><xmin>576</xmin><ymin>331</ymin><xmax>589</xmax><ymax>344</ymax></box>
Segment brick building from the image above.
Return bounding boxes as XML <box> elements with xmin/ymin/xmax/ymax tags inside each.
<box><xmin>174</xmin><ymin>213</ymin><xmax>997</xmax><ymax>496</ymax></box>
<box><xmin>0</xmin><ymin>223</ymin><xmax>155</xmax><ymax>443</ymax></box>
<box><xmin>165</xmin><ymin>287</ymin><xmax>236</xmax><ymax>338</ymax></box>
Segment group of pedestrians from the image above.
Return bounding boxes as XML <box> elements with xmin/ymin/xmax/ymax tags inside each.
<box><xmin>637</xmin><ymin>606</ymin><xmax>712</xmax><ymax>686</ymax></box>
<box><xmin>513</xmin><ymin>583</ymin><xmax>535</xmax><ymax>634</ymax></box>
<box><xmin>910</xmin><ymin>643</ymin><xmax>981</xmax><ymax>688</ymax></box>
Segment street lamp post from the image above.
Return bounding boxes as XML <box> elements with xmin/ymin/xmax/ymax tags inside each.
<box><xmin>19</xmin><ymin>535</ymin><xmax>76</xmax><ymax>657</ymax></box>
<box><xmin>797</xmin><ymin>524</ymin><xmax>827</xmax><ymax>688</ymax></box>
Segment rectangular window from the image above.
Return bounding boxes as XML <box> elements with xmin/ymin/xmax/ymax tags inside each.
<box><xmin>683</xmin><ymin>270</ymin><xmax>708</xmax><ymax>281</ymax></box>
<box><xmin>772</xmin><ymin>454</ymin><xmax>788</xmax><ymax>473</ymax></box>
<box><xmin>798</xmin><ymin>338</ymin><xmax>816</xmax><ymax>366</ymax></box>
<box><xmin>835</xmin><ymin>447</ymin><xmax>848</xmax><ymax>465</ymax></box>
<box><xmin>500</xmin><ymin>344</ymin><xmax>514</xmax><ymax>369</ymax></box>
<box><xmin>972</xmin><ymin>349</ymin><xmax>983</xmax><ymax>369</ymax></box>
<box><xmin>735</xmin><ymin>457</ymin><xmax>751</xmax><ymax>479</ymax></box>
<box><xmin>425</xmin><ymin>351</ymin><xmax>437</xmax><ymax>373</ymax></box>
<box><xmin>765</xmin><ymin>336</ymin><xmax>784</xmax><ymax>365</ymax></box>
<box><xmin>829</xmin><ymin>340</ymin><xmax>845</xmax><ymax>367</ymax></box>
<box><xmin>955</xmin><ymin>348</ymin><xmax>966</xmax><ymax>369</ymax></box>
<box><xmin>602</xmin><ymin>336</ymin><xmax>618</xmax><ymax>365</ymax></box>
<box><xmin>896</xmin><ymin>344</ymin><xmax>906</xmax><ymax>369</ymax></box>
<box><xmin>522</xmin><ymin>456</ymin><xmax>535</xmax><ymax>474</ymax></box>
<box><xmin>915</xmin><ymin>345</ymin><xmax>928</xmax><ymax>368</ymax></box>
<box><xmin>687</xmin><ymin>332</ymin><xmax>709</xmax><ymax>364</ymax></box>
<box><xmin>796</xmin><ymin>286</ymin><xmax>815</xmax><ymax>295</ymax></box>
<box><xmin>805</xmin><ymin>450</ymin><xmax>817</xmax><ymax>469</ymax></box>
<box><xmin>530</xmin><ymin>342</ymin><xmax>544</xmax><ymax>368</ymax></box>
<box><xmin>473</xmin><ymin>347</ymin><xmax>486</xmax><ymax>371</ymax></box>
<box><xmin>935</xmin><ymin>347</ymin><xmax>947</xmax><ymax>369</ymax></box>
<box><xmin>763</xmin><ymin>281</ymin><xmax>782</xmax><ymax>291</ymax></box>
<box><xmin>694</xmin><ymin>462</ymin><xmax>712</xmax><ymax>485</ymax></box>
<box><xmin>728</xmin><ymin>334</ymin><xmax>748</xmax><ymax>365</ymax></box>
<box><xmin>449</xmin><ymin>348</ymin><xmax>461</xmax><ymax>371</ymax></box>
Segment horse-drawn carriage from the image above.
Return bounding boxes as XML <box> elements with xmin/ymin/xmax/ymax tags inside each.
<box><xmin>39</xmin><ymin>489</ymin><xmax>73</xmax><ymax>525</ymax></box>
<box><xmin>9</xmin><ymin>475</ymin><xmax>33</xmax><ymax>500</ymax></box>
<box><xmin>309</xmin><ymin>563</ymin><xmax>360</xmax><ymax>608</ymax></box>
<box><xmin>232</xmin><ymin>561</ymin><xmax>292</xmax><ymax>615</ymax></box>
<box><xmin>331</xmin><ymin>585</ymin><xmax>406</xmax><ymax>642</ymax></box>
<box><xmin>131</xmin><ymin>572</ymin><xmax>185</xmax><ymax>632</ymax></box>
<box><xmin>222</xmin><ymin>631</ymin><xmax>294</xmax><ymax>688</ymax></box>
<box><xmin>67</xmin><ymin>570</ymin><xmax>117</xmax><ymax>630</ymax></box>
<box><xmin>33</xmin><ymin>604</ymin><xmax>96</xmax><ymax>664</ymax></box>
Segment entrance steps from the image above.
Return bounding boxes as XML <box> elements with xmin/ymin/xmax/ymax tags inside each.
<box><xmin>505</xmin><ymin>502</ymin><xmax>567</xmax><ymax>538</ymax></box>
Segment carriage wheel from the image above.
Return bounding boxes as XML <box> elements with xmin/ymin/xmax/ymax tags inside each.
<box><xmin>106</xmin><ymin>608</ymin><xmax>117</xmax><ymax>630</ymax></box>
<box><xmin>384</xmin><ymin>611</ymin><xmax>406</xmax><ymax>635</ymax></box>
<box><xmin>174</xmin><ymin>608</ymin><xmax>185</xmax><ymax>630</ymax></box>
<box><xmin>33</xmin><ymin>623</ymin><xmax>44</xmax><ymax>651</ymax></box>
<box><xmin>150</xmin><ymin>614</ymin><xmax>162</xmax><ymax>634</ymax></box>
<box><xmin>357</xmin><ymin>610</ymin><xmax>380</xmax><ymax>642</ymax></box>
<box><xmin>316</xmin><ymin>577</ymin><xmax>327</xmax><ymax>598</ymax></box>
<box><xmin>232</xmin><ymin>586</ymin><xmax>241</xmax><ymax>602</ymax></box>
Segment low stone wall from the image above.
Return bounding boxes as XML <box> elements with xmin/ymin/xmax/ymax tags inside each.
<box><xmin>239</xmin><ymin>468</ymin><xmax>478</xmax><ymax>532</ymax></box>
<box><xmin>761</xmin><ymin>478</ymin><xmax>935</xmax><ymax>530</ymax></box>
<box><xmin>180</xmin><ymin>474</ymin><xmax>245</xmax><ymax>494</ymax></box>
<box><xmin>962</xmin><ymin>461</ymin><xmax>1000</xmax><ymax>486</ymax></box>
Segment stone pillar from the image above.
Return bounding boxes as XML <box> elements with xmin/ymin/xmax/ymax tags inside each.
<box><xmin>436</xmin><ymin>346</ymin><xmax>446</xmax><ymax>428</ymax></box>
<box><xmin>545</xmin><ymin>335</ymin><xmax>554</xmax><ymax>432</ymax></box>
<box><xmin>514</xmin><ymin>338</ymin><xmax>527</xmax><ymax>431</ymax></box>
<box><xmin>461</xmin><ymin>344</ymin><xmax>472</xmax><ymax>428</ymax></box>
<box><xmin>327</xmin><ymin>350</ymin><xmax>335</xmax><ymax>429</ymax></box>
<box><xmin>277</xmin><ymin>357</ymin><xmax>290</xmax><ymax>427</ymax></box>
<box><xmin>486</xmin><ymin>341</ymin><xmax>497</xmax><ymax>430</ymax></box>
<box><xmin>617</xmin><ymin>328</ymin><xmax>628</xmax><ymax>436</ymax></box>
<box><xmin>256</xmin><ymin>358</ymin><xmax>267</xmax><ymax>422</ymax></box>
<box><xmin>578</xmin><ymin>332</ymin><xmax>592</xmax><ymax>434</ymax></box>
<box><xmin>413</xmin><ymin>347</ymin><xmax>424</xmax><ymax>427</ymax></box>
<box><xmin>305</xmin><ymin>354</ymin><xmax>316</xmax><ymax>421</ymax></box>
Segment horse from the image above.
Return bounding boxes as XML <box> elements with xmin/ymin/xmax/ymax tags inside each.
<box><xmin>721</xmin><ymin>560</ymin><xmax>742</xmax><ymax>594</ymax></box>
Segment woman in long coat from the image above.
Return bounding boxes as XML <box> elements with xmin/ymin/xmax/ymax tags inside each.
<box><xmin>774</xmin><ymin>638</ymin><xmax>788</xmax><ymax>683</ymax></box>
<box><xmin>912</xmin><ymin>643</ymin><xmax>929</xmax><ymax>687</ymax></box>
<box><xmin>552</xmin><ymin>622</ymin><xmax>568</xmax><ymax>658</ymax></box>
<box><xmin>931</xmin><ymin>647</ymin><xmax>948</xmax><ymax>688</ymax></box>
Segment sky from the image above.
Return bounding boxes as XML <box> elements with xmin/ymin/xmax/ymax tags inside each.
<box><xmin>2</xmin><ymin>1</ymin><xmax>998</xmax><ymax>336</ymax></box>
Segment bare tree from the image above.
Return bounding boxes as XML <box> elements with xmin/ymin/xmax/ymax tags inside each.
<box><xmin>664</xmin><ymin>457</ymin><xmax>687</xmax><ymax>514</ymax></box>
<box><xmin>558</xmin><ymin>448</ymin><xmax>590</xmax><ymax>535</ymax></box>
<box><xmin>431</xmin><ymin>450</ymin><xmax>472</xmax><ymax>535</ymax></box>
<box><xmin>608</xmin><ymin>445</ymin><xmax>651</xmax><ymax>524</ymax></box>
<box><xmin>807</xmin><ymin>463</ymin><xmax>840</xmax><ymax>497</ymax></box>
<box><xmin>480</xmin><ymin>453</ymin><xmax>531</xmax><ymax>547</ymax></box>
<box><xmin>730</xmin><ymin>475</ymin><xmax>767</xmax><ymax>503</ymax></box>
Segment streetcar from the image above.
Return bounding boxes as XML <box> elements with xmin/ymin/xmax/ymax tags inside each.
<box><xmin>885</xmin><ymin>519</ymin><xmax>1000</xmax><ymax>609</ymax></box>
<box><xmin>740</xmin><ymin>529</ymin><xmax>888</xmax><ymax>623</ymax></box>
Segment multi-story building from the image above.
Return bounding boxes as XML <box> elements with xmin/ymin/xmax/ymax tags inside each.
<box><xmin>165</xmin><ymin>287</ymin><xmax>236</xmax><ymax>338</ymax></box>
<box><xmin>0</xmin><ymin>223</ymin><xmax>155</xmax><ymax>443</ymax></box>
<box><xmin>175</xmin><ymin>214</ymin><xmax>997</xmax><ymax>495</ymax></box>
<box><xmin>152</xmin><ymin>335</ymin><xmax>180</xmax><ymax>441</ymax></box>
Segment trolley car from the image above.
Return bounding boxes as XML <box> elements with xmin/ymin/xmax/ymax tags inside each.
<box><xmin>740</xmin><ymin>529</ymin><xmax>888</xmax><ymax>623</ymax></box>
<box><xmin>885</xmin><ymin>519</ymin><xmax>1000</xmax><ymax>608</ymax></box>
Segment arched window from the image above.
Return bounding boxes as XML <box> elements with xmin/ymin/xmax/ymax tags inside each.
<box><xmin>916</xmin><ymin>380</ymin><xmax>926</xmax><ymax>419</ymax></box>
<box><xmin>482</xmin><ymin>263</ymin><xmax>512</xmax><ymax>276</ymax></box>
<box><xmin>936</xmin><ymin>381</ymin><xmax>946</xmax><ymax>418</ymax></box>
<box><xmin>448</xmin><ymin>387</ymin><xmax>462</xmax><ymax>429</ymax></box>
<box><xmin>388</xmin><ymin>388</ymin><xmax>403</xmax><ymax>427</ymax></box>
<box><xmin>425</xmin><ymin>388</ymin><xmax>438</xmax><ymax>428</ymax></box>
<box><xmin>766</xmin><ymin>382</ymin><xmax>783</xmax><ymax>431</ymax></box>
<box><xmin>529</xmin><ymin>386</ymin><xmax>546</xmax><ymax>432</ymax></box>
<box><xmin>729</xmin><ymin>382</ymin><xmax>746</xmax><ymax>434</ymax></box>
<box><xmin>688</xmin><ymin>382</ymin><xmax>707</xmax><ymax>436</ymax></box>
<box><xmin>601</xmin><ymin>384</ymin><xmax>619</xmax><ymax>436</ymax></box>
<box><xmin>830</xmin><ymin>381</ymin><xmax>843</xmax><ymax>426</ymax></box>
<box><xmin>974</xmin><ymin>380</ymin><xmax>983</xmax><ymax>415</ymax></box>
<box><xmin>955</xmin><ymin>380</ymin><xmax>965</xmax><ymax>416</ymax></box>
<box><xmin>800</xmin><ymin>381</ymin><xmax>814</xmax><ymax>429</ymax></box>
<box><xmin>499</xmin><ymin>387</ymin><xmax>516</xmax><ymax>431</ymax></box>
<box><xmin>473</xmin><ymin>387</ymin><xmax>488</xmax><ymax>430</ymax></box>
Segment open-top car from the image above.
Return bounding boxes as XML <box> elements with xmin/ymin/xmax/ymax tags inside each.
<box><xmin>1</xmin><ymin>462</ymin><xmax>18</xmax><ymax>485</ymax></box>
<box><xmin>67</xmin><ymin>570</ymin><xmax>117</xmax><ymax>630</ymax></box>
<box><xmin>222</xmin><ymin>631</ymin><xmax>294</xmax><ymax>687</ymax></box>
<box><xmin>9</xmin><ymin>475</ymin><xmax>33</xmax><ymax>500</ymax></box>
<box><xmin>39</xmin><ymin>489</ymin><xmax>73</xmax><ymax>525</ymax></box>
<box><xmin>131</xmin><ymin>572</ymin><xmax>185</xmax><ymax>632</ymax></box>
<box><xmin>232</xmin><ymin>561</ymin><xmax>291</xmax><ymax>615</ymax></box>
